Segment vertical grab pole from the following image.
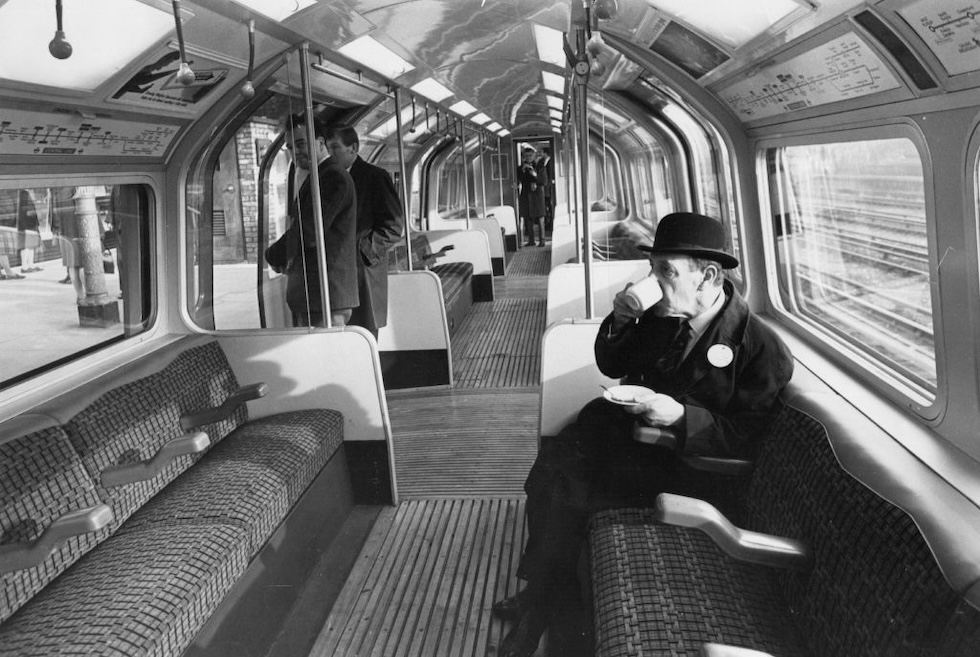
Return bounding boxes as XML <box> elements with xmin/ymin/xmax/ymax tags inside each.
<box><xmin>573</xmin><ymin>27</ymin><xmax>593</xmax><ymax>318</ymax></box>
<box><xmin>479</xmin><ymin>130</ymin><xmax>488</xmax><ymax>220</ymax></box>
<box><xmin>458</xmin><ymin>119</ymin><xmax>472</xmax><ymax>230</ymax></box>
<box><xmin>496</xmin><ymin>136</ymin><xmax>504</xmax><ymax>210</ymax></box>
<box><xmin>299</xmin><ymin>43</ymin><xmax>332</xmax><ymax>327</ymax></box>
<box><xmin>570</xmin><ymin>106</ymin><xmax>581</xmax><ymax>264</ymax></box>
<box><xmin>393</xmin><ymin>87</ymin><xmax>413</xmax><ymax>271</ymax></box>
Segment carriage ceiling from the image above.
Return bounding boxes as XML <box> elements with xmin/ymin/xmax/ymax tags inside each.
<box><xmin>275</xmin><ymin>0</ymin><xmax>573</xmax><ymax>138</ymax></box>
<box><xmin>2</xmin><ymin>0</ymin><xmax>968</xmax><ymax>146</ymax></box>
<box><xmin>207</xmin><ymin>0</ymin><xmax>909</xmax><ymax>137</ymax></box>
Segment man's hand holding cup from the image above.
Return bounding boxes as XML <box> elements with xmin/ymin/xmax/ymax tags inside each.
<box><xmin>611</xmin><ymin>276</ymin><xmax>662</xmax><ymax>331</ymax></box>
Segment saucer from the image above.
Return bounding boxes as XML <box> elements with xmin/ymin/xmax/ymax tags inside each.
<box><xmin>603</xmin><ymin>384</ymin><xmax>655</xmax><ymax>406</ymax></box>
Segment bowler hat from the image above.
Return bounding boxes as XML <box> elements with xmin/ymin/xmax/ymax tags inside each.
<box><xmin>638</xmin><ymin>212</ymin><xmax>739</xmax><ymax>269</ymax></box>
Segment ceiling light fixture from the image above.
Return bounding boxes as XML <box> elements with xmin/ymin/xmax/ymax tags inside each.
<box><xmin>230</xmin><ymin>0</ymin><xmax>316</xmax><ymax>22</ymax></box>
<box><xmin>338</xmin><ymin>34</ymin><xmax>414</xmax><ymax>79</ymax></box>
<box><xmin>410</xmin><ymin>77</ymin><xmax>453</xmax><ymax>102</ymax></box>
<box><xmin>448</xmin><ymin>100</ymin><xmax>477</xmax><ymax>116</ymax></box>
<box><xmin>646</xmin><ymin>0</ymin><xmax>803</xmax><ymax>50</ymax></box>
<box><xmin>533</xmin><ymin>23</ymin><xmax>566</xmax><ymax>68</ymax></box>
<box><xmin>541</xmin><ymin>70</ymin><xmax>565</xmax><ymax>94</ymax></box>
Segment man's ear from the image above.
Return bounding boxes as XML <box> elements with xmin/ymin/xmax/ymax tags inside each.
<box><xmin>700</xmin><ymin>262</ymin><xmax>721</xmax><ymax>289</ymax></box>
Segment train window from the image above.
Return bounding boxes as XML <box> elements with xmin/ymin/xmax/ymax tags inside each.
<box><xmin>435</xmin><ymin>148</ymin><xmax>470</xmax><ymax>220</ymax></box>
<box><xmin>626</xmin><ymin>137</ymin><xmax>675</xmax><ymax>227</ymax></box>
<box><xmin>661</xmin><ymin>103</ymin><xmax>740</xmax><ymax>282</ymax></box>
<box><xmin>588</xmin><ymin>143</ymin><xmax>623</xmax><ymax>213</ymax></box>
<box><xmin>766</xmin><ymin>137</ymin><xmax>936</xmax><ymax>400</ymax></box>
<box><xmin>0</xmin><ymin>183</ymin><xmax>154</xmax><ymax>389</ymax></box>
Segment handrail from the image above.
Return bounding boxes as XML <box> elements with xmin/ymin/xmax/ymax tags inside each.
<box><xmin>299</xmin><ymin>43</ymin><xmax>332</xmax><ymax>327</ymax></box>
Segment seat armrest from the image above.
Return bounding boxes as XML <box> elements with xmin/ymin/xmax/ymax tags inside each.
<box><xmin>0</xmin><ymin>504</ymin><xmax>113</xmax><ymax>574</ymax></box>
<box><xmin>180</xmin><ymin>382</ymin><xmax>268</xmax><ymax>431</ymax></box>
<box><xmin>431</xmin><ymin>244</ymin><xmax>455</xmax><ymax>261</ymax></box>
<box><xmin>101</xmin><ymin>431</ymin><xmax>210</xmax><ymax>488</ymax></box>
<box><xmin>655</xmin><ymin>493</ymin><xmax>813</xmax><ymax>572</ymax></box>
<box><xmin>701</xmin><ymin>643</ymin><xmax>776</xmax><ymax>657</ymax></box>
<box><xmin>632</xmin><ymin>422</ymin><xmax>678</xmax><ymax>449</ymax></box>
<box><xmin>679</xmin><ymin>455</ymin><xmax>753</xmax><ymax>476</ymax></box>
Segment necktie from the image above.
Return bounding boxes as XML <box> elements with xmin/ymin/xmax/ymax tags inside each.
<box><xmin>654</xmin><ymin>320</ymin><xmax>692</xmax><ymax>374</ymax></box>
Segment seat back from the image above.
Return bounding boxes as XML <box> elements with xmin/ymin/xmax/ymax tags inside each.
<box><xmin>743</xmin><ymin>391</ymin><xmax>980</xmax><ymax>656</ymax></box>
<box><xmin>0</xmin><ymin>421</ymin><xmax>108</xmax><ymax>623</ymax></box>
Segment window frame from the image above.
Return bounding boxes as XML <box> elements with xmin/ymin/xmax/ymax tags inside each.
<box><xmin>756</xmin><ymin>120</ymin><xmax>944</xmax><ymax>420</ymax></box>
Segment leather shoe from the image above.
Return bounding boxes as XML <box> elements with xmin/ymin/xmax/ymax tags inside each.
<box><xmin>498</xmin><ymin>607</ymin><xmax>548</xmax><ymax>657</ymax></box>
<box><xmin>492</xmin><ymin>590</ymin><xmax>529</xmax><ymax>621</ymax></box>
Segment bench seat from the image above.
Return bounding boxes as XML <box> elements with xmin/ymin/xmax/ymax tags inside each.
<box><xmin>119</xmin><ymin>409</ymin><xmax>343</xmax><ymax>551</ymax></box>
<box><xmin>390</xmin><ymin>234</ymin><xmax>475</xmax><ymax>335</ymax></box>
<box><xmin>588</xmin><ymin>390</ymin><xmax>980</xmax><ymax>657</ymax></box>
<box><xmin>0</xmin><ymin>337</ymin><xmax>349</xmax><ymax>656</ymax></box>
<box><xmin>430</xmin><ymin>261</ymin><xmax>474</xmax><ymax>334</ymax></box>
<box><xmin>591</xmin><ymin>522</ymin><xmax>807</xmax><ymax>657</ymax></box>
<box><xmin>0</xmin><ymin>523</ymin><xmax>251</xmax><ymax>657</ymax></box>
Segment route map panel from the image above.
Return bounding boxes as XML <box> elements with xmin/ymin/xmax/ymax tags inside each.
<box><xmin>899</xmin><ymin>0</ymin><xmax>980</xmax><ymax>76</ymax></box>
<box><xmin>0</xmin><ymin>107</ymin><xmax>180</xmax><ymax>157</ymax></box>
<box><xmin>717</xmin><ymin>32</ymin><xmax>901</xmax><ymax>121</ymax></box>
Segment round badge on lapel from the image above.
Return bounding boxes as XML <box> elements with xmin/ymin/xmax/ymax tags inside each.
<box><xmin>707</xmin><ymin>344</ymin><xmax>734</xmax><ymax>368</ymax></box>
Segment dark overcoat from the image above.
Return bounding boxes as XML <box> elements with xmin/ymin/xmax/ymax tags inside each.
<box><xmin>265</xmin><ymin>158</ymin><xmax>359</xmax><ymax>317</ymax></box>
<box><xmin>517</xmin><ymin>162</ymin><xmax>546</xmax><ymax>219</ymax></box>
<box><xmin>347</xmin><ymin>156</ymin><xmax>404</xmax><ymax>332</ymax></box>
<box><xmin>595</xmin><ymin>280</ymin><xmax>794</xmax><ymax>458</ymax></box>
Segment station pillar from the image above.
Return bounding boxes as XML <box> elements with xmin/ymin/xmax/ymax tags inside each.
<box><xmin>73</xmin><ymin>186</ymin><xmax>119</xmax><ymax>328</ymax></box>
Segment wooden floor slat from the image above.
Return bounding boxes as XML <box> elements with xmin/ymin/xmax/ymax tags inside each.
<box><xmin>386</xmin><ymin>388</ymin><xmax>538</xmax><ymax>499</ymax></box>
<box><xmin>311</xmin><ymin>499</ymin><xmax>532</xmax><ymax>657</ymax></box>
<box><xmin>505</xmin><ymin>245</ymin><xmax>551</xmax><ymax>277</ymax></box>
<box><xmin>452</xmin><ymin>298</ymin><xmax>546</xmax><ymax>389</ymax></box>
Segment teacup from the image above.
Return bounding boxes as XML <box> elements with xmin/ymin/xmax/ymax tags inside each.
<box><xmin>624</xmin><ymin>276</ymin><xmax>662</xmax><ymax>312</ymax></box>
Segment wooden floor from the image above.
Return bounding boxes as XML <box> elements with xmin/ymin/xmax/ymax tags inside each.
<box><xmin>310</xmin><ymin>498</ymin><xmax>529</xmax><ymax>657</ymax></box>
<box><xmin>384</xmin><ymin>387</ymin><xmax>539</xmax><ymax>498</ymax></box>
<box><xmin>313</xmin><ymin>245</ymin><xmax>554</xmax><ymax>657</ymax></box>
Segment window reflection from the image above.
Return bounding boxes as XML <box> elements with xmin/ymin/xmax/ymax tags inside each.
<box><xmin>0</xmin><ymin>183</ymin><xmax>153</xmax><ymax>388</ymax></box>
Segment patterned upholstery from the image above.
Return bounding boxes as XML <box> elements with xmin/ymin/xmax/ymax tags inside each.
<box><xmin>0</xmin><ymin>523</ymin><xmax>250</xmax><ymax>657</ymax></box>
<box><xmin>0</xmin><ymin>428</ymin><xmax>108</xmax><ymax>623</ymax></box>
<box><xmin>120</xmin><ymin>409</ymin><xmax>344</xmax><ymax>554</ymax></box>
<box><xmin>742</xmin><ymin>405</ymin><xmax>980</xmax><ymax>657</ymax></box>
<box><xmin>589</xmin><ymin>402</ymin><xmax>980</xmax><ymax>657</ymax></box>
<box><xmin>64</xmin><ymin>341</ymin><xmax>245</xmax><ymax>531</ymax></box>
<box><xmin>430</xmin><ymin>261</ymin><xmax>474</xmax><ymax>303</ymax></box>
<box><xmin>590</xmin><ymin>523</ymin><xmax>808</xmax><ymax>657</ymax></box>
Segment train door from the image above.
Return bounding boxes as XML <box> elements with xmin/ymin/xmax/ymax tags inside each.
<box><xmin>185</xmin><ymin>88</ymin><xmax>356</xmax><ymax>330</ymax></box>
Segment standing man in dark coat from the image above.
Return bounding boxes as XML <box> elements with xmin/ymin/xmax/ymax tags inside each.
<box><xmin>493</xmin><ymin>213</ymin><xmax>795</xmax><ymax>657</ymax></box>
<box><xmin>538</xmin><ymin>148</ymin><xmax>556</xmax><ymax>235</ymax></box>
<box><xmin>265</xmin><ymin>114</ymin><xmax>359</xmax><ymax>327</ymax></box>
<box><xmin>517</xmin><ymin>146</ymin><xmax>546</xmax><ymax>246</ymax></box>
<box><xmin>323</xmin><ymin>125</ymin><xmax>404</xmax><ymax>338</ymax></box>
